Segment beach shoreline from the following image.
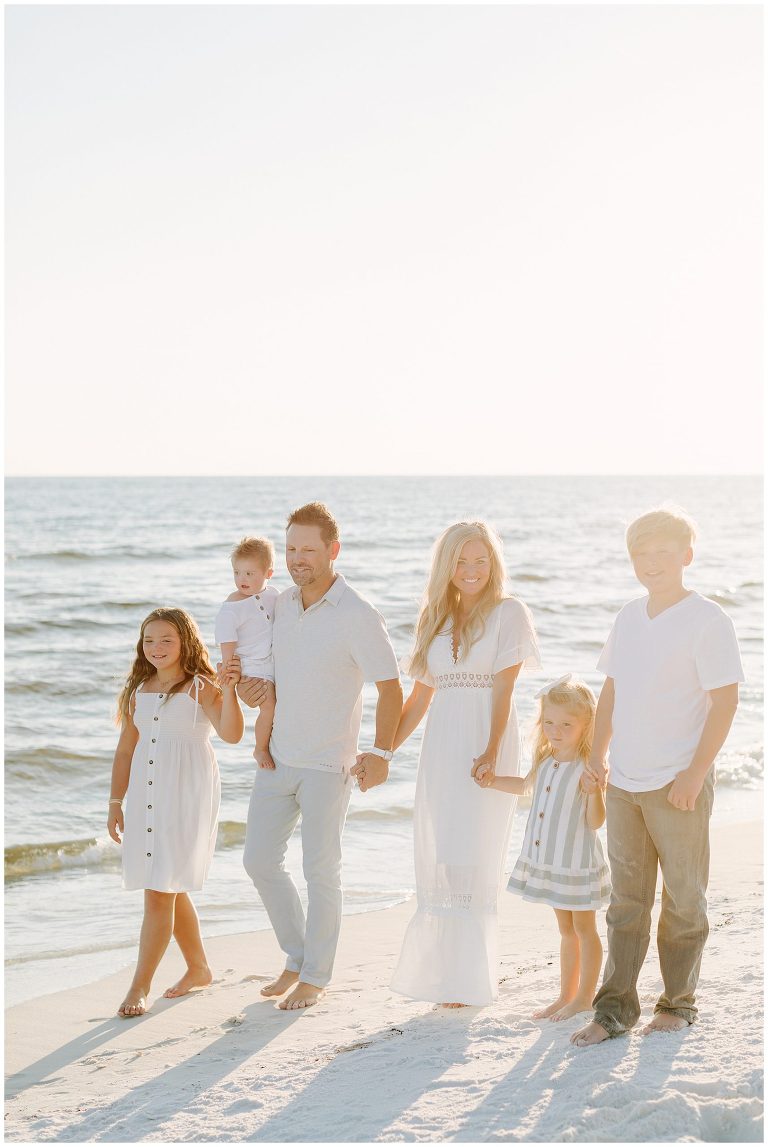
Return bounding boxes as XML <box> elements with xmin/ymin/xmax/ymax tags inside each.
<box><xmin>6</xmin><ymin>819</ymin><xmax>763</xmax><ymax>1143</ymax></box>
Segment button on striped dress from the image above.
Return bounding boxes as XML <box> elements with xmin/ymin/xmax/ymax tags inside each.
<box><xmin>507</xmin><ymin>756</ymin><xmax>610</xmax><ymax>911</ymax></box>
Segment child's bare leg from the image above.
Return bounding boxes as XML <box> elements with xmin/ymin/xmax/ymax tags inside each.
<box><xmin>253</xmin><ymin>687</ymin><xmax>276</xmax><ymax>769</ymax></box>
<box><xmin>533</xmin><ymin>909</ymin><xmax>580</xmax><ymax>1018</ymax></box>
<box><xmin>552</xmin><ymin>911</ymin><xmax>602</xmax><ymax>1020</ymax></box>
<box><xmin>118</xmin><ymin>890</ymin><xmax>176</xmax><ymax>1017</ymax></box>
<box><xmin>164</xmin><ymin>893</ymin><xmax>214</xmax><ymax>998</ymax></box>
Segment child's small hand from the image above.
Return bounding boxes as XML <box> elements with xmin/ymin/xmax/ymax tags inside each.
<box><xmin>219</xmin><ymin>657</ymin><xmax>241</xmax><ymax>689</ymax></box>
<box><xmin>580</xmin><ymin>770</ymin><xmax>599</xmax><ymax>795</ymax></box>
<box><xmin>472</xmin><ymin>756</ymin><xmax>496</xmax><ymax>788</ymax></box>
<box><xmin>585</xmin><ymin>758</ymin><xmax>608</xmax><ymax>787</ymax></box>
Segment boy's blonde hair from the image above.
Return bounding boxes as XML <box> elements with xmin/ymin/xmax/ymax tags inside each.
<box><xmin>526</xmin><ymin>677</ymin><xmax>596</xmax><ymax>788</ymax></box>
<box><xmin>408</xmin><ymin>521</ymin><xmax>508</xmax><ymax>680</ymax></box>
<box><xmin>626</xmin><ymin>506</ymin><xmax>697</xmax><ymax>555</ymax></box>
<box><xmin>231</xmin><ymin>536</ymin><xmax>275</xmax><ymax>568</ymax></box>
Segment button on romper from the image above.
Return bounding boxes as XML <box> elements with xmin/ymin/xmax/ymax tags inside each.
<box><xmin>122</xmin><ymin>678</ymin><xmax>221</xmax><ymax>893</ymax></box>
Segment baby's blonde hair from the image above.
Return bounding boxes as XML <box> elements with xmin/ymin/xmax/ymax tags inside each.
<box><xmin>625</xmin><ymin>506</ymin><xmax>697</xmax><ymax>556</ymax></box>
<box><xmin>231</xmin><ymin>536</ymin><xmax>275</xmax><ymax>568</ymax></box>
<box><xmin>525</xmin><ymin>677</ymin><xmax>596</xmax><ymax>788</ymax></box>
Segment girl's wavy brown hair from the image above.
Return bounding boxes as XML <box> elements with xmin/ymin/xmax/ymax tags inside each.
<box><xmin>117</xmin><ymin>607</ymin><xmax>218</xmax><ymax>724</ymax></box>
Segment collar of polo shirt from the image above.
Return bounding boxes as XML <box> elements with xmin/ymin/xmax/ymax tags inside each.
<box><xmin>292</xmin><ymin>573</ymin><xmax>348</xmax><ymax>607</ymax></box>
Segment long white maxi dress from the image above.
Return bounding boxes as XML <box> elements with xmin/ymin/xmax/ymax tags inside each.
<box><xmin>122</xmin><ymin>678</ymin><xmax>221</xmax><ymax>893</ymax></box>
<box><xmin>391</xmin><ymin>597</ymin><xmax>540</xmax><ymax>1005</ymax></box>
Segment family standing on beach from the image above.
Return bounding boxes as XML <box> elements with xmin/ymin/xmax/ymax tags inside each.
<box><xmin>107</xmin><ymin>500</ymin><xmax>744</xmax><ymax>1051</ymax></box>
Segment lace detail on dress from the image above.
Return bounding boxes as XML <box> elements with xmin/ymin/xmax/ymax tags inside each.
<box><xmin>434</xmin><ymin>672</ymin><xmax>494</xmax><ymax>690</ymax></box>
<box><xmin>420</xmin><ymin>889</ymin><xmax>499</xmax><ymax>914</ymax></box>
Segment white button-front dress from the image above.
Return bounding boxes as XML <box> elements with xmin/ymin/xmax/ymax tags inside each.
<box><xmin>391</xmin><ymin>597</ymin><xmax>541</xmax><ymax>1006</ymax></box>
<box><xmin>122</xmin><ymin>678</ymin><xmax>221</xmax><ymax>893</ymax></box>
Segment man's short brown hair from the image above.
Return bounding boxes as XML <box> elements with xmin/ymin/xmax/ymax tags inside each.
<box><xmin>286</xmin><ymin>502</ymin><xmax>339</xmax><ymax>544</ymax></box>
<box><xmin>231</xmin><ymin>536</ymin><xmax>275</xmax><ymax>567</ymax></box>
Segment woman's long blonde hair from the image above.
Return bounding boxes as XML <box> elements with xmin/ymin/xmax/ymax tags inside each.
<box><xmin>525</xmin><ymin>678</ymin><xmax>596</xmax><ymax>787</ymax></box>
<box><xmin>408</xmin><ymin>521</ymin><xmax>508</xmax><ymax>679</ymax></box>
<box><xmin>117</xmin><ymin>607</ymin><xmax>218</xmax><ymax>724</ymax></box>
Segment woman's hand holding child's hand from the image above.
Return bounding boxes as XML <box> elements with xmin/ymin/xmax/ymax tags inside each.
<box><xmin>472</xmin><ymin>754</ymin><xmax>497</xmax><ymax>788</ymax></box>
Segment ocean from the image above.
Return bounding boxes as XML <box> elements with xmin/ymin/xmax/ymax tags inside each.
<box><xmin>4</xmin><ymin>476</ymin><xmax>763</xmax><ymax>1006</ymax></box>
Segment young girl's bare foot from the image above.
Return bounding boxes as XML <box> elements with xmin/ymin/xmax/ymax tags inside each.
<box><xmin>641</xmin><ymin>1013</ymin><xmax>690</xmax><ymax>1035</ymax></box>
<box><xmin>532</xmin><ymin>997</ymin><xmax>572</xmax><ymax>1019</ymax></box>
<box><xmin>570</xmin><ymin>1020</ymin><xmax>611</xmax><ymax>1046</ymax></box>
<box><xmin>279</xmin><ymin>982</ymin><xmax>325</xmax><ymax>1010</ymax></box>
<box><xmin>118</xmin><ymin>988</ymin><xmax>147</xmax><ymax>1018</ymax></box>
<box><xmin>260</xmin><ymin>969</ymin><xmax>299</xmax><ymax>997</ymax></box>
<box><xmin>550</xmin><ymin>997</ymin><xmax>593</xmax><ymax>1022</ymax></box>
<box><xmin>163</xmin><ymin>964</ymin><xmax>213</xmax><ymax>998</ymax></box>
<box><xmin>253</xmin><ymin>747</ymin><xmax>275</xmax><ymax>770</ymax></box>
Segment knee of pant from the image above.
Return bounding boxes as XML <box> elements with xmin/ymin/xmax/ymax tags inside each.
<box><xmin>303</xmin><ymin>858</ymin><xmax>342</xmax><ymax>891</ymax></box>
<box><xmin>607</xmin><ymin>900</ymin><xmax>652</xmax><ymax>934</ymax></box>
<box><xmin>243</xmin><ymin>847</ymin><xmax>281</xmax><ymax>885</ymax></box>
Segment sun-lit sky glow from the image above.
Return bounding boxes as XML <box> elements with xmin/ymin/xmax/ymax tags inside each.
<box><xmin>5</xmin><ymin>4</ymin><xmax>762</xmax><ymax>475</ymax></box>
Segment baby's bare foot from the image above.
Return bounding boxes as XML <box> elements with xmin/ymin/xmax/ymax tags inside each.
<box><xmin>550</xmin><ymin>998</ymin><xmax>593</xmax><ymax>1022</ymax></box>
<box><xmin>532</xmin><ymin>997</ymin><xmax>572</xmax><ymax>1019</ymax></box>
<box><xmin>260</xmin><ymin>969</ymin><xmax>299</xmax><ymax>997</ymax></box>
<box><xmin>279</xmin><ymin>982</ymin><xmax>325</xmax><ymax>1010</ymax></box>
<box><xmin>641</xmin><ymin>1013</ymin><xmax>690</xmax><ymax>1035</ymax></box>
<box><xmin>118</xmin><ymin>989</ymin><xmax>147</xmax><ymax>1018</ymax></box>
<box><xmin>163</xmin><ymin>965</ymin><xmax>213</xmax><ymax>999</ymax></box>
<box><xmin>570</xmin><ymin>1020</ymin><xmax>611</xmax><ymax>1046</ymax></box>
<box><xmin>253</xmin><ymin>747</ymin><xmax>275</xmax><ymax>770</ymax></box>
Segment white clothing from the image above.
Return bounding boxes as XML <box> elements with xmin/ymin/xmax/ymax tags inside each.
<box><xmin>122</xmin><ymin>679</ymin><xmax>221</xmax><ymax>892</ymax></box>
<box><xmin>391</xmin><ymin>597</ymin><xmax>541</xmax><ymax>1006</ymax></box>
<box><xmin>242</xmin><ymin>762</ymin><xmax>353</xmax><ymax>987</ymax></box>
<box><xmin>598</xmin><ymin>591</ymin><xmax>744</xmax><ymax>792</ymax></box>
<box><xmin>507</xmin><ymin>756</ymin><xmax>611</xmax><ymax>911</ymax></box>
<box><xmin>269</xmin><ymin>574</ymin><xmax>400</xmax><ymax>773</ymax></box>
<box><xmin>215</xmin><ymin>587</ymin><xmax>278</xmax><ymax>680</ymax></box>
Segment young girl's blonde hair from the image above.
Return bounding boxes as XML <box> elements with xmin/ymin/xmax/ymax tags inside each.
<box><xmin>117</xmin><ymin>607</ymin><xmax>218</xmax><ymax>724</ymax></box>
<box><xmin>526</xmin><ymin>677</ymin><xmax>596</xmax><ymax>787</ymax></box>
<box><xmin>409</xmin><ymin>521</ymin><xmax>508</xmax><ymax>680</ymax></box>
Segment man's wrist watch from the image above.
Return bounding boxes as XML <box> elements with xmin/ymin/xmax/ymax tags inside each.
<box><xmin>369</xmin><ymin>746</ymin><xmax>394</xmax><ymax>761</ymax></box>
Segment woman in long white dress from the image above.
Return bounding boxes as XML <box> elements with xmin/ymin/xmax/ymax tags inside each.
<box><xmin>391</xmin><ymin>521</ymin><xmax>540</xmax><ymax>1006</ymax></box>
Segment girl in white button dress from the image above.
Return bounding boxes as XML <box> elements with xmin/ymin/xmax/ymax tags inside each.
<box><xmin>475</xmin><ymin>676</ymin><xmax>611</xmax><ymax>1021</ymax></box>
<box><xmin>390</xmin><ymin>522</ymin><xmax>541</xmax><ymax>1007</ymax></box>
<box><xmin>107</xmin><ymin>608</ymin><xmax>243</xmax><ymax>1018</ymax></box>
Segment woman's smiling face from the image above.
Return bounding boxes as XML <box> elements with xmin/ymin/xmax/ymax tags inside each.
<box><xmin>451</xmin><ymin>538</ymin><xmax>492</xmax><ymax>598</ymax></box>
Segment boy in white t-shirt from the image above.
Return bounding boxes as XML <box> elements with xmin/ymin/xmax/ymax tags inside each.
<box><xmin>572</xmin><ymin>507</ymin><xmax>744</xmax><ymax>1047</ymax></box>
<box><xmin>215</xmin><ymin>536</ymin><xmax>279</xmax><ymax>770</ymax></box>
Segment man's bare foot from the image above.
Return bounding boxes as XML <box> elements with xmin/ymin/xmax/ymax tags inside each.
<box><xmin>441</xmin><ymin>1002</ymin><xmax>468</xmax><ymax>1009</ymax></box>
<box><xmin>163</xmin><ymin>965</ymin><xmax>213</xmax><ymax>999</ymax></box>
<box><xmin>641</xmin><ymin>1013</ymin><xmax>690</xmax><ymax>1035</ymax></box>
<box><xmin>253</xmin><ymin>747</ymin><xmax>275</xmax><ymax>770</ymax></box>
<box><xmin>571</xmin><ymin>1020</ymin><xmax>611</xmax><ymax>1046</ymax></box>
<box><xmin>117</xmin><ymin>989</ymin><xmax>147</xmax><ymax>1018</ymax></box>
<box><xmin>279</xmin><ymin>982</ymin><xmax>325</xmax><ymax>1010</ymax></box>
<box><xmin>260</xmin><ymin>969</ymin><xmax>299</xmax><ymax>997</ymax></box>
<box><xmin>532</xmin><ymin>997</ymin><xmax>572</xmax><ymax>1020</ymax></box>
<box><xmin>551</xmin><ymin>998</ymin><xmax>594</xmax><ymax>1022</ymax></box>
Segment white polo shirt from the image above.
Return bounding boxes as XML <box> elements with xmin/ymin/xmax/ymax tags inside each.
<box><xmin>598</xmin><ymin>591</ymin><xmax>744</xmax><ymax>792</ymax></box>
<box><xmin>269</xmin><ymin>573</ymin><xmax>400</xmax><ymax>773</ymax></box>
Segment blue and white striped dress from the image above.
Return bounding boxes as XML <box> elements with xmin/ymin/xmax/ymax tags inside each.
<box><xmin>507</xmin><ymin>755</ymin><xmax>611</xmax><ymax>911</ymax></box>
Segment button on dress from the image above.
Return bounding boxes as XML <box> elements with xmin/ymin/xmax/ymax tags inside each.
<box><xmin>122</xmin><ymin>679</ymin><xmax>221</xmax><ymax>892</ymax></box>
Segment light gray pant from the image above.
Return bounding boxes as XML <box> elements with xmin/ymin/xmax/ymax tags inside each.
<box><xmin>243</xmin><ymin>761</ymin><xmax>352</xmax><ymax>988</ymax></box>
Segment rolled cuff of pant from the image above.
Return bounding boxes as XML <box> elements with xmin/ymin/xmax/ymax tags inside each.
<box><xmin>285</xmin><ymin>960</ymin><xmax>301</xmax><ymax>974</ymax></box>
<box><xmin>593</xmin><ymin>1013</ymin><xmax>625</xmax><ymax>1038</ymax></box>
<box><xmin>653</xmin><ymin>1005</ymin><xmax>696</xmax><ymax>1023</ymax></box>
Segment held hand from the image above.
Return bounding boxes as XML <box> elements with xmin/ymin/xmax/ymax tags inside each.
<box><xmin>579</xmin><ymin>770</ymin><xmax>600</xmax><ymax>795</ymax></box>
<box><xmin>472</xmin><ymin>751</ymin><xmax>497</xmax><ymax>788</ymax></box>
<box><xmin>218</xmin><ymin>656</ymin><xmax>242</xmax><ymax>690</ymax></box>
<box><xmin>586</xmin><ymin>757</ymin><xmax>608</xmax><ymax>787</ymax></box>
<box><xmin>236</xmin><ymin>675</ymin><xmax>269</xmax><ymax>709</ymax></box>
<box><xmin>667</xmin><ymin>767</ymin><xmax>704</xmax><ymax>812</ymax></box>
<box><xmin>107</xmin><ymin>804</ymin><xmax>124</xmax><ymax>844</ymax></box>
<box><xmin>351</xmin><ymin>753</ymin><xmax>389</xmax><ymax>793</ymax></box>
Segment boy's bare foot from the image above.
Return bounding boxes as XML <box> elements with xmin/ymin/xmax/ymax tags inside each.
<box><xmin>570</xmin><ymin>1020</ymin><xmax>611</xmax><ymax>1046</ymax></box>
<box><xmin>641</xmin><ymin>1013</ymin><xmax>690</xmax><ymax>1035</ymax></box>
<box><xmin>117</xmin><ymin>989</ymin><xmax>147</xmax><ymax>1018</ymax></box>
<box><xmin>532</xmin><ymin>997</ymin><xmax>572</xmax><ymax>1020</ymax></box>
<box><xmin>253</xmin><ymin>746</ymin><xmax>275</xmax><ymax>770</ymax></box>
<box><xmin>441</xmin><ymin>1002</ymin><xmax>468</xmax><ymax>1009</ymax></box>
<box><xmin>279</xmin><ymin>982</ymin><xmax>325</xmax><ymax>1010</ymax></box>
<box><xmin>260</xmin><ymin>969</ymin><xmax>299</xmax><ymax>997</ymax></box>
<box><xmin>551</xmin><ymin>998</ymin><xmax>594</xmax><ymax>1022</ymax></box>
<box><xmin>163</xmin><ymin>965</ymin><xmax>213</xmax><ymax>998</ymax></box>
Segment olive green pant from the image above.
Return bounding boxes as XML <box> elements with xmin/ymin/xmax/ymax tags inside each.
<box><xmin>592</xmin><ymin>772</ymin><xmax>714</xmax><ymax>1036</ymax></box>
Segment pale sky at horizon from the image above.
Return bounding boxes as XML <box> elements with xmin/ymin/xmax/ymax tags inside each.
<box><xmin>6</xmin><ymin>4</ymin><xmax>762</xmax><ymax>476</ymax></box>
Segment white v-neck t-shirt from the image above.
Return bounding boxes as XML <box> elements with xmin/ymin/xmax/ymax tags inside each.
<box><xmin>597</xmin><ymin>591</ymin><xmax>744</xmax><ymax>792</ymax></box>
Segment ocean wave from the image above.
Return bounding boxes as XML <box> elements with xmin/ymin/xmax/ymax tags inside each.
<box><xmin>5</xmin><ymin>680</ymin><xmax>85</xmax><ymax>698</ymax></box>
<box><xmin>5</xmin><ymin>837</ymin><xmax>120</xmax><ymax>880</ymax></box>
<box><xmin>716</xmin><ymin>744</ymin><xmax>764</xmax><ymax>789</ymax></box>
<box><xmin>6</xmin><ymin>747</ymin><xmax>108</xmax><ymax>777</ymax></box>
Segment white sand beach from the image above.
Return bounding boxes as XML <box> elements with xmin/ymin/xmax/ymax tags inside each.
<box><xmin>5</xmin><ymin>820</ymin><xmax>762</xmax><ymax>1143</ymax></box>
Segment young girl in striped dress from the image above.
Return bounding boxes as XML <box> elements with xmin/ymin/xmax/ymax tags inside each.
<box><xmin>474</xmin><ymin>676</ymin><xmax>610</xmax><ymax>1021</ymax></box>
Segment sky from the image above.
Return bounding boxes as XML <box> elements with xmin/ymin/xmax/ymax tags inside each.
<box><xmin>5</xmin><ymin>4</ymin><xmax>762</xmax><ymax>476</ymax></box>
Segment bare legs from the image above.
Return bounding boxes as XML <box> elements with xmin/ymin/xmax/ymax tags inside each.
<box><xmin>252</xmin><ymin>686</ymin><xmax>276</xmax><ymax>771</ymax></box>
<box><xmin>533</xmin><ymin>909</ymin><xmax>603</xmax><ymax>1021</ymax></box>
<box><xmin>117</xmin><ymin>891</ymin><xmax>212</xmax><ymax>1017</ymax></box>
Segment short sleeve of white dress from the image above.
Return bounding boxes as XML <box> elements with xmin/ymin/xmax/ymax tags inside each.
<box><xmin>492</xmin><ymin>597</ymin><xmax>542</xmax><ymax>674</ymax></box>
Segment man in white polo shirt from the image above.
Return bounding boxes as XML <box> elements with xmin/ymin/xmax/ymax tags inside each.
<box><xmin>237</xmin><ymin>502</ymin><xmax>402</xmax><ymax>1010</ymax></box>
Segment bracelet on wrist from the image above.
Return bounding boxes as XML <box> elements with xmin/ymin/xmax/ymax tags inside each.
<box><xmin>109</xmin><ymin>797</ymin><xmax>123</xmax><ymax>805</ymax></box>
